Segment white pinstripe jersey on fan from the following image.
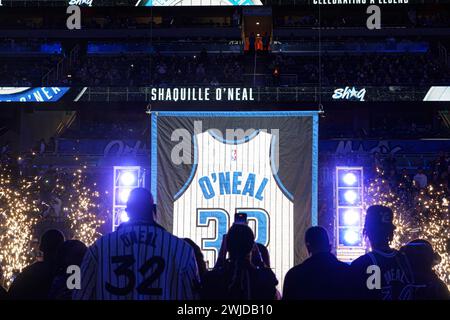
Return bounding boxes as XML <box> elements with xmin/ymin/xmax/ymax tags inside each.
<box><xmin>72</xmin><ymin>223</ymin><xmax>200</xmax><ymax>300</ymax></box>
<box><xmin>173</xmin><ymin>130</ymin><xmax>294</xmax><ymax>287</ymax></box>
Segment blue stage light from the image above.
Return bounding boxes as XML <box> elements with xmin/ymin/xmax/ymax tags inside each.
<box><xmin>119</xmin><ymin>188</ymin><xmax>132</xmax><ymax>203</ymax></box>
<box><xmin>343</xmin><ymin>209</ymin><xmax>360</xmax><ymax>225</ymax></box>
<box><xmin>342</xmin><ymin>172</ymin><xmax>357</xmax><ymax>186</ymax></box>
<box><xmin>336</xmin><ymin>166</ymin><xmax>365</xmax><ymax>260</ymax></box>
<box><xmin>344</xmin><ymin>229</ymin><xmax>359</xmax><ymax>245</ymax></box>
<box><xmin>113</xmin><ymin>166</ymin><xmax>144</xmax><ymax>231</ymax></box>
<box><xmin>120</xmin><ymin>171</ymin><xmax>137</xmax><ymax>186</ymax></box>
<box><xmin>344</xmin><ymin>190</ymin><xmax>357</xmax><ymax>204</ymax></box>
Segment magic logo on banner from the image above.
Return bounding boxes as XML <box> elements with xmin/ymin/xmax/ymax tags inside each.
<box><xmin>0</xmin><ymin>87</ymin><xmax>70</xmax><ymax>102</ymax></box>
<box><xmin>151</xmin><ymin>111</ymin><xmax>319</xmax><ymax>288</ymax></box>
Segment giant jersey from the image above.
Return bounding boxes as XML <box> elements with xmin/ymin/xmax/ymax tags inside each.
<box><xmin>173</xmin><ymin>130</ymin><xmax>294</xmax><ymax>287</ymax></box>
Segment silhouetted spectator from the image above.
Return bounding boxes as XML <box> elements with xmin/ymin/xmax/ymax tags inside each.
<box><xmin>272</xmin><ymin>66</ymin><xmax>280</xmax><ymax>86</ymax></box>
<box><xmin>184</xmin><ymin>238</ymin><xmax>207</xmax><ymax>283</ymax></box>
<box><xmin>262</xmin><ymin>32</ymin><xmax>270</xmax><ymax>51</ymax></box>
<box><xmin>1</xmin><ymin>141</ymin><xmax>10</xmax><ymax>155</ymax></box>
<box><xmin>350</xmin><ymin>205</ymin><xmax>415</xmax><ymax>300</ymax></box>
<box><xmin>8</xmin><ymin>229</ymin><xmax>65</xmax><ymax>299</ymax></box>
<box><xmin>414</xmin><ymin>167</ymin><xmax>428</xmax><ymax>189</ymax></box>
<box><xmin>48</xmin><ymin>240</ymin><xmax>87</xmax><ymax>300</ymax></box>
<box><xmin>248</xmin><ymin>32</ymin><xmax>255</xmax><ymax>53</ymax></box>
<box><xmin>384</xmin><ymin>154</ymin><xmax>397</xmax><ymax>173</ymax></box>
<box><xmin>232</xmin><ymin>9</ymin><xmax>240</xmax><ymax>27</ymax></box>
<box><xmin>0</xmin><ymin>285</ymin><xmax>6</xmax><ymax>300</ymax></box>
<box><xmin>202</xmin><ymin>224</ymin><xmax>278</xmax><ymax>300</ymax></box>
<box><xmin>401</xmin><ymin>239</ymin><xmax>449</xmax><ymax>300</ymax></box>
<box><xmin>373</xmin><ymin>152</ymin><xmax>382</xmax><ymax>171</ymax></box>
<box><xmin>73</xmin><ymin>188</ymin><xmax>200</xmax><ymax>300</ymax></box>
<box><xmin>251</xmin><ymin>243</ymin><xmax>282</xmax><ymax>300</ymax></box>
<box><xmin>399</xmin><ymin>168</ymin><xmax>412</xmax><ymax>188</ymax></box>
<box><xmin>210</xmin><ymin>77</ymin><xmax>219</xmax><ymax>86</ymax></box>
<box><xmin>199</xmin><ymin>48</ymin><xmax>208</xmax><ymax>64</ymax></box>
<box><xmin>39</xmin><ymin>139</ymin><xmax>46</xmax><ymax>154</ymax></box>
<box><xmin>436</xmin><ymin>152</ymin><xmax>448</xmax><ymax>176</ymax></box>
<box><xmin>252</xmin><ymin>243</ymin><xmax>270</xmax><ymax>268</ymax></box>
<box><xmin>0</xmin><ymin>265</ymin><xmax>7</xmax><ymax>300</ymax></box>
<box><xmin>387</xmin><ymin>169</ymin><xmax>398</xmax><ymax>189</ymax></box>
<box><xmin>47</xmin><ymin>137</ymin><xmax>56</xmax><ymax>154</ymax></box>
<box><xmin>283</xmin><ymin>226</ymin><xmax>351</xmax><ymax>300</ymax></box>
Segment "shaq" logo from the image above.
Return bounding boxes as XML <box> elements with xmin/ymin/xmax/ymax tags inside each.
<box><xmin>68</xmin><ymin>0</ymin><xmax>93</xmax><ymax>6</ymax></box>
<box><xmin>332</xmin><ymin>86</ymin><xmax>366</xmax><ymax>102</ymax></box>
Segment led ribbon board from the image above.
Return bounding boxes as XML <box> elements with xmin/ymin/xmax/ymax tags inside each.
<box><xmin>335</xmin><ymin>166</ymin><xmax>366</xmax><ymax>262</ymax></box>
<box><xmin>151</xmin><ymin>111</ymin><xmax>318</xmax><ymax>288</ymax></box>
<box><xmin>137</xmin><ymin>0</ymin><xmax>262</xmax><ymax>6</ymax></box>
<box><xmin>0</xmin><ymin>87</ymin><xmax>69</xmax><ymax>102</ymax></box>
<box><xmin>423</xmin><ymin>86</ymin><xmax>450</xmax><ymax>101</ymax></box>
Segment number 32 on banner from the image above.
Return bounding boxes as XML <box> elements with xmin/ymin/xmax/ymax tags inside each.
<box><xmin>197</xmin><ymin>208</ymin><xmax>269</xmax><ymax>259</ymax></box>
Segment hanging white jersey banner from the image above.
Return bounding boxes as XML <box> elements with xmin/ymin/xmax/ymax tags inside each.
<box><xmin>151</xmin><ymin>111</ymin><xmax>318</xmax><ymax>288</ymax></box>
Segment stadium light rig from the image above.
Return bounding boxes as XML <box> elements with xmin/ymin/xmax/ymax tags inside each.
<box><xmin>335</xmin><ymin>167</ymin><xmax>366</xmax><ymax>262</ymax></box>
<box><xmin>113</xmin><ymin>166</ymin><xmax>145</xmax><ymax>231</ymax></box>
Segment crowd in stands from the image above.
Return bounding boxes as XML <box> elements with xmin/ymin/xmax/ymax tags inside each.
<box><xmin>323</xmin><ymin>115</ymin><xmax>450</xmax><ymax>140</ymax></box>
<box><xmin>83</xmin><ymin>15</ymin><xmax>238</xmax><ymax>29</ymax></box>
<box><xmin>0</xmin><ymin>57</ymin><xmax>61</xmax><ymax>86</ymax></box>
<box><xmin>274</xmin><ymin>8</ymin><xmax>450</xmax><ymax>28</ymax></box>
<box><xmin>0</xmin><ymin>12</ymin><xmax>239</xmax><ymax>30</ymax></box>
<box><xmin>2</xmin><ymin>50</ymin><xmax>448</xmax><ymax>87</ymax></box>
<box><xmin>61</xmin><ymin>120</ymin><xmax>148</xmax><ymax>140</ymax></box>
<box><xmin>266</xmin><ymin>53</ymin><xmax>450</xmax><ymax>86</ymax></box>
<box><xmin>1</xmin><ymin>187</ymin><xmax>448</xmax><ymax>300</ymax></box>
<box><xmin>368</xmin><ymin>116</ymin><xmax>450</xmax><ymax>139</ymax></box>
<box><xmin>2</xmin><ymin>6</ymin><xmax>450</xmax><ymax>29</ymax></box>
<box><xmin>65</xmin><ymin>52</ymin><xmax>244</xmax><ymax>86</ymax></box>
<box><xmin>371</xmin><ymin>151</ymin><xmax>450</xmax><ymax>191</ymax></box>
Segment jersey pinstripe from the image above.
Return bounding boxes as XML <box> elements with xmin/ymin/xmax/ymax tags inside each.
<box><xmin>72</xmin><ymin>223</ymin><xmax>200</xmax><ymax>300</ymax></box>
<box><xmin>173</xmin><ymin>130</ymin><xmax>294</xmax><ymax>288</ymax></box>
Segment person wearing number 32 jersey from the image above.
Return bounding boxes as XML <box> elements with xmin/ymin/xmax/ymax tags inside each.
<box><xmin>73</xmin><ymin>188</ymin><xmax>200</xmax><ymax>300</ymax></box>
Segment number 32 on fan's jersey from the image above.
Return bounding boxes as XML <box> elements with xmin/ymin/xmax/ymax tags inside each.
<box><xmin>197</xmin><ymin>208</ymin><xmax>269</xmax><ymax>256</ymax></box>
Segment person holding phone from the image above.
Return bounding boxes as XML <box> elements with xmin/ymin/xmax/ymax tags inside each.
<box><xmin>214</xmin><ymin>213</ymin><xmax>265</xmax><ymax>269</ymax></box>
<box><xmin>202</xmin><ymin>223</ymin><xmax>278</xmax><ymax>300</ymax></box>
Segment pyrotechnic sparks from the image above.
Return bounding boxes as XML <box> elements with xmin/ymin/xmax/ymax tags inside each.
<box><xmin>0</xmin><ymin>158</ymin><xmax>104</xmax><ymax>288</ymax></box>
<box><xmin>366</xmin><ymin>167</ymin><xmax>450</xmax><ymax>289</ymax></box>
<box><xmin>414</xmin><ymin>184</ymin><xmax>450</xmax><ymax>290</ymax></box>
<box><xmin>365</xmin><ymin>169</ymin><xmax>416</xmax><ymax>248</ymax></box>
<box><xmin>0</xmin><ymin>162</ymin><xmax>40</xmax><ymax>288</ymax></box>
<box><xmin>62</xmin><ymin>167</ymin><xmax>104</xmax><ymax>246</ymax></box>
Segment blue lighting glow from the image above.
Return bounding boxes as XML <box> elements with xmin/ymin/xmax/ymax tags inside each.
<box><xmin>336</xmin><ymin>167</ymin><xmax>364</xmax><ymax>259</ymax></box>
<box><xmin>343</xmin><ymin>209</ymin><xmax>360</xmax><ymax>225</ymax></box>
<box><xmin>120</xmin><ymin>171</ymin><xmax>137</xmax><ymax>186</ymax></box>
<box><xmin>113</xmin><ymin>166</ymin><xmax>144</xmax><ymax>231</ymax></box>
<box><xmin>342</xmin><ymin>172</ymin><xmax>357</xmax><ymax>186</ymax></box>
<box><xmin>344</xmin><ymin>229</ymin><xmax>359</xmax><ymax>245</ymax></box>
<box><xmin>119</xmin><ymin>188</ymin><xmax>132</xmax><ymax>203</ymax></box>
<box><xmin>120</xmin><ymin>211</ymin><xmax>130</xmax><ymax>223</ymax></box>
<box><xmin>344</xmin><ymin>190</ymin><xmax>358</xmax><ymax>204</ymax></box>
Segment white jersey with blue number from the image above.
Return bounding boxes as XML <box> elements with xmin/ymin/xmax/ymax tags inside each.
<box><xmin>173</xmin><ymin>130</ymin><xmax>294</xmax><ymax>287</ymax></box>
